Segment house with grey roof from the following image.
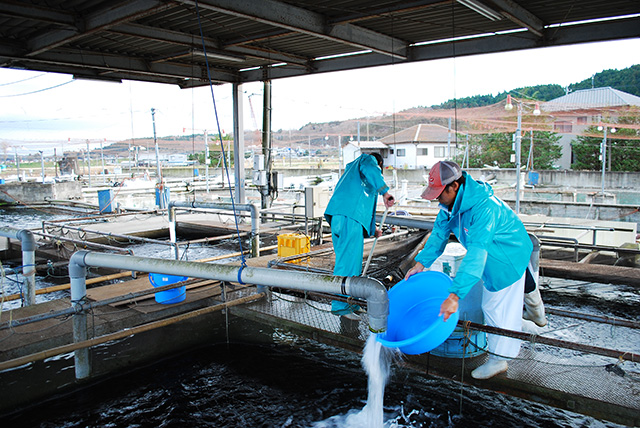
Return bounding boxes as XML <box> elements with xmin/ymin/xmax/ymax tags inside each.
<box><xmin>341</xmin><ymin>140</ymin><xmax>389</xmax><ymax>167</ymax></box>
<box><xmin>341</xmin><ymin>124</ymin><xmax>465</xmax><ymax>170</ymax></box>
<box><xmin>381</xmin><ymin>124</ymin><xmax>465</xmax><ymax>170</ymax></box>
<box><xmin>543</xmin><ymin>87</ymin><xmax>640</xmax><ymax>169</ymax></box>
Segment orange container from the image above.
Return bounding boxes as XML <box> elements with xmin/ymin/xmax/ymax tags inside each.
<box><xmin>277</xmin><ymin>233</ymin><xmax>310</xmax><ymax>263</ymax></box>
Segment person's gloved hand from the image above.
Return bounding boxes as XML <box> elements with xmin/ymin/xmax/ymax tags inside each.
<box><xmin>383</xmin><ymin>192</ymin><xmax>395</xmax><ymax>208</ymax></box>
<box><xmin>439</xmin><ymin>293</ymin><xmax>459</xmax><ymax>322</ymax></box>
<box><xmin>404</xmin><ymin>262</ymin><xmax>424</xmax><ymax>280</ymax></box>
<box><xmin>375</xmin><ymin>228</ymin><xmax>382</xmax><ymax>238</ymax></box>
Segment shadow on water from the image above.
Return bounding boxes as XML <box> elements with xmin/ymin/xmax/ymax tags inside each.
<box><xmin>0</xmin><ymin>334</ymin><xmax>624</xmax><ymax>428</ymax></box>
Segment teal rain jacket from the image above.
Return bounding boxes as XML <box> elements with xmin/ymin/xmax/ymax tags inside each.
<box><xmin>325</xmin><ymin>154</ymin><xmax>389</xmax><ymax>237</ymax></box>
<box><xmin>415</xmin><ymin>171</ymin><xmax>532</xmax><ymax>299</ymax></box>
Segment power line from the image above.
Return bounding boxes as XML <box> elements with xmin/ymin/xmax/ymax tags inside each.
<box><xmin>0</xmin><ymin>73</ymin><xmax>47</xmax><ymax>87</ymax></box>
<box><xmin>0</xmin><ymin>79</ymin><xmax>75</xmax><ymax>97</ymax></box>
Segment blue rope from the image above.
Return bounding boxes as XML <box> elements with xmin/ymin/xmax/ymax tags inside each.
<box><xmin>237</xmin><ymin>264</ymin><xmax>246</xmax><ymax>285</ymax></box>
<box><xmin>2</xmin><ymin>264</ymin><xmax>26</xmax><ymax>306</ymax></box>
<box><xmin>195</xmin><ymin>0</ymin><xmax>247</xmax><ymax>271</ymax></box>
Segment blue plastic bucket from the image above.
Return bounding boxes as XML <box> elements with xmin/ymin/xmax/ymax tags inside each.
<box><xmin>98</xmin><ymin>189</ymin><xmax>114</xmax><ymax>213</ymax></box>
<box><xmin>148</xmin><ymin>273</ymin><xmax>188</xmax><ymax>304</ymax></box>
<box><xmin>377</xmin><ymin>271</ymin><xmax>459</xmax><ymax>355</ymax></box>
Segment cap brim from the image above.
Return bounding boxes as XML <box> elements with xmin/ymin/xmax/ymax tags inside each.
<box><xmin>421</xmin><ymin>185</ymin><xmax>444</xmax><ymax>200</ymax></box>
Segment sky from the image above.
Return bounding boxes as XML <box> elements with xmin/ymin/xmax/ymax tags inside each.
<box><xmin>1</xmin><ymin>37</ymin><xmax>639</xmax><ymax>156</ymax></box>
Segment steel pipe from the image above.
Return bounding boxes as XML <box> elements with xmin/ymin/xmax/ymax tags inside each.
<box><xmin>67</xmin><ymin>250</ymin><xmax>389</xmax><ymax>379</ymax></box>
<box><xmin>375</xmin><ymin>213</ymin><xmax>435</xmax><ymax>230</ymax></box>
<box><xmin>168</xmin><ymin>201</ymin><xmax>260</xmax><ymax>257</ymax></box>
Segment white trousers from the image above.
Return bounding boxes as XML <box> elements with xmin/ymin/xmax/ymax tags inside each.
<box><xmin>482</xmin><ymin>272</ymin><xmax>525</xmax><ymax>360</ymax></box>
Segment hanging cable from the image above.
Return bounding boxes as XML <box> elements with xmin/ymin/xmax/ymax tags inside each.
<box><xmin>191</xmin><ymin>42</ymin><xmax>197</xmax><ymax>182</ymax></box>
<box><xmin>194</xmin><ymin>0</ymin><xmax>247</xmax><ymax>272</ymax></box>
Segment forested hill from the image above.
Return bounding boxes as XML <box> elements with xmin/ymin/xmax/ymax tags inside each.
<box><xmin>569</xmin><ymin>64</ymin><xmax>640</xmax><ymax>96</ymax></box>
<box><xmin>432</xmin><ymin>64</ymin><xmax>640</xmax><ymax>109</ymax></box>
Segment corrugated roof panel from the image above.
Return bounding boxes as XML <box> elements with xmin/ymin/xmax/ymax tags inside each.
<box><xmin>524</xmin><ymin>0</ymin><xmax>640</xmax><ymax>25</ymax></box>
<box><xmin>359</xmin><ymin>4</ymin><xmax>517</xmax><ymax>44</ymax></box>
<box><xmin>261</xmin><ymin>33</ymin><xmax>354</xmax><ymax>60</ymax></box>
<box><xmin>0</xmin><ymin>1</ymin><xmax>637</xmax><ymax>85</ymax></box>
<box><xmin>545</xmin><ymin>87</ymin><xmax>640</xmax><ymax>111</ymax></box>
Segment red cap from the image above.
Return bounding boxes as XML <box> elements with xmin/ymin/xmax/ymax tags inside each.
<box><xmin>421</xmin><ymin>161</ymin><xmax>462</xmax><ymax>200</ymax></box>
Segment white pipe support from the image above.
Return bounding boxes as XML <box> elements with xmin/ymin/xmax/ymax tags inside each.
<box><xmin>17</xmin><ymin>229</ymin><xmax>36</xmax><ymax>306</ymax></box>
<box><xmin>21</xmin><ymin>250</ymin><xmax>36</xmax><ymax>306</ymax></box>
<box><xmin>69</xmin><ymin>251</ymin><xmax>388</xmax><ymax>333</ymax></box>
<box><xmin>168</xmin><ymin>205</ymin><xmax>179</xmax><ymax>259</ymax></box>
<box><xmin>168</xmin><ymin>206</ymin><xmax>177</xmax><ymax>243</ymax></box>
<box><xmin>0</xmin><ymin>227</ymin><xmax>37</xmax><ymax>306</ymax></box>
<box><xmin>68</xmin><ymin>251</ymin><xmax>90</xmax><ymax>379</ymax></box>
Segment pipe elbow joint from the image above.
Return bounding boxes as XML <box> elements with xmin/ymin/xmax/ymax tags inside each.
<box><xmin>345</xmin><ymin>276</ymin><xmax>388</xmax><ymax>333</ymax></box>
<box><xmin>17</xmin><ymin>229</ymin><xmax>36</xmax><ymax>252</ymax></box>
<box><xmin>69</xmin><ymin>250</ymin><xmax>90</xmax><ymax>279</ymax></box>
<box><xmin>247</xmin><ymin>203</ymin><xmax>260</xmax><ymax>233</ymax></box>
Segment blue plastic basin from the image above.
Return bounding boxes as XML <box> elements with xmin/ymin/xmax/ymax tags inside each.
<box><xmin>148</xmin><ymin>273</ymin><xmax>188</xmax><ymax>304</ymax></box>
<box><xmin>377</xmin><ymin>271</ymin><xmax>459</xmax><ymax>355</ymax></box>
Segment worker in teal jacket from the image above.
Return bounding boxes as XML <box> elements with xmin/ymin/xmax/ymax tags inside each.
<box><xmin>325</xmin><ymin>153</ymin><xmax>394</xmax><ymax>315</ymax></box>
<box><xmin>405</xmin><ymin>161</ymin><xmax>544</xmax><ymax>380</ymax></box>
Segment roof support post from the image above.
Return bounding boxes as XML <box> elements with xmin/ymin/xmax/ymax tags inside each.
<box><xmin>232</xmin><ymin>82</ymin><xmax>246</xmax><ymax>204</ymax></box>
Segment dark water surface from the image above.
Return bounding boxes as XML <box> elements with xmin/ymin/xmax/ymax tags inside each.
<box><xmin>0</xmin><ymin>209</ymin><xmax>633</xmax><ymax>427</ymax></box>
<box><xmin>0</xmin><ymin>335</ymin><xmax>622</xmax><ymax>428</ymax></box>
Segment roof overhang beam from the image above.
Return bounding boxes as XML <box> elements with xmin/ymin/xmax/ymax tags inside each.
<box><xmin>178</xmin><ymin>0</ymin><xmax>408</xmax><ymax>60</ymax></box>
<box><xmin>0</xmin><ymin>48</ymin><xmax>239</xmax><ymax>85</ymax></box>
<box><xmin>25</xmin><ymin>0</ymin><xmax>169</xmax><ymax>57</ymax></box>
<box><xmin>239</xmin><ymin>15</ymin><xmax>640</xmax><ymax>82</ymax></box>
<box><xmin>489</xmin><ymin>0</ymin><xmax>545</xmax><ymax>37</ymax></box>
<box><xmin>112</xmin><ymin>23</ymin><xmax>309</xmax><ymax>67</ymax></box>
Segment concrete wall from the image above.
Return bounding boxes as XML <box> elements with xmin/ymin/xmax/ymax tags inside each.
<box><xmin>3</xmin><ymin>167</ymin><xmax>639</xmax><ymax>203</ymax></box>
<box><xmin>273</xmin><ymin>166</ymin><xmax>640</xmax><ymax>190</ymax></box>
<box><xmin>177</xmin><ymin>163</ymin><xmax>639</xmax><ymax>190</ymax></box>
<box><xmin>517</xmin><ymin>202</ymin><xmax>640</xmax><ymax>236</ymax></box>
<box><xmin>457</xmin><ymin>168</ymin><xmax>640</xmax><ymax>190</ymax></box>
<box><xmin>387</xmin><ymin>168</ymin><xmax>640</xmax><ymax>190</ymax></box>
<box><xmin>0</xmin><ymin>181</ymin><xmax>83</xmax><ymax>204</ymax></box>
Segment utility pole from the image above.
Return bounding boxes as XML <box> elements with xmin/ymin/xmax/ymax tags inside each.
<box><xmin>204</xmin><ymin>130</ymin><xmax>210</xmax><ymax>193</ymax></box>
<box><xmin>151</xmin><ymin>108</ymin><xmax>161</xmax><ymax>184</ymax></box>
<box><xmin>101</xmin><ymin>139</ymin><xmax>105</xmax><ymax>184</ymax></box>
<box><xmin>338</xmin><ymin>135</ymin><xmax>341</xmax><ymax>175</ymax></box>
<box><xmin>54</xmin><ymin>148</ymin><xmax>59</xmax><ymax>178</ymax></box>
<box><xmin>14</xmin><ymin>147</ymin><xmax>20</xmax><ymax>181</ymax></box>
<box><xmin>447</xmin><ymin>117</ymin><xmax>452</xmax><ymax>160</ymax></box>
<box><xmin>86</xmin><ymin>140</ymin><xmax>91</xmax><ymax>187</ymax></box>
<box><xmin>597</xmin><ymin>125</ymin><xmax>616</xmax><ymax>196</ymax></box>
<box><xmin>39</xmin><ymin>150</ymin><xmax>44</xmax><ymax>183</ymax></box>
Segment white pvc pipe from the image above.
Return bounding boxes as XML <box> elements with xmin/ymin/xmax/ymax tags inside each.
<box><xmin>0</xmin><ymin>227</ymin><xmax>36</xmax><ymax>305</ymax></box>
<box><xmin>68</xmin><ymin>259</ymin><xmax>89</xmax><ymax>379</ymax></box>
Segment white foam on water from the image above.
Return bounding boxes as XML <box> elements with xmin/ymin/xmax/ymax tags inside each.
<box><xmin>311</xmin><ymin>333</ymin><xmax>398</xmax><ymax>428</ymax></box>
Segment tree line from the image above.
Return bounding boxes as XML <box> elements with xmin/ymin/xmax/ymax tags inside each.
<box><xmin>432</xmin><ymin>64</ymin><xmax>640</xmax><ymax>109</ymax></box>
<box><xmin>437</xmin><ymin>65</ymin><xmax>640</xmax><ymax>171</ymax></box>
